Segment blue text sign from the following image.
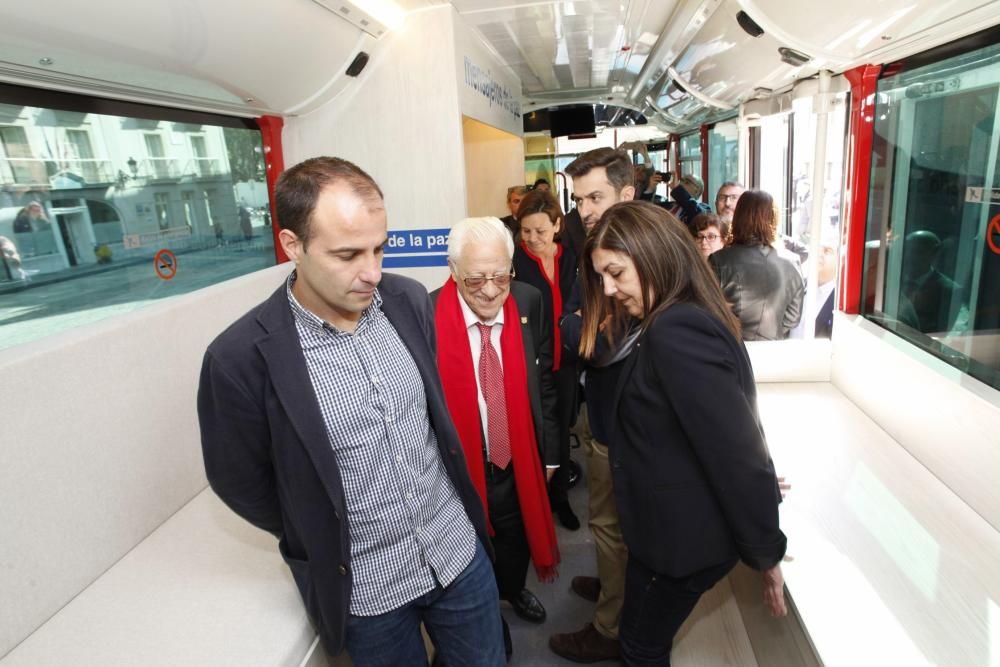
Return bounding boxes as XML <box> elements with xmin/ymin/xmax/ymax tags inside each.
<box><xmin>383</xmin><ymin>227</ymin><xmax>450</xmax><ymax>268</ymax></box>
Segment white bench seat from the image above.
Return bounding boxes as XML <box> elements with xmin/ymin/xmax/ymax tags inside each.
<box><xmin>2</xmin><ymin>489</ymin><xmax>320</xmax><ymax>667</ymax></box>
<box><xmin>757</xmin><ymin>383</ymin><xmax>1000</xmax><ymax>667</ymax></box>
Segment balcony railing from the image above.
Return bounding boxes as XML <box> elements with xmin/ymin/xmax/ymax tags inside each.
<box><xmin>182</xmin><ymin>158</ymin><xmax>224</xmax><ymax>178</ymax></box>
<box><xmin>0</xmin><ymin>158</ymin><xmax>50</xmax><ymax>186</ymax></box>
<box><xmin>59</xmin><ymin>159</ymin><xmax>115</xmax><ymax>184</ymax></box>
<box><xmin>1</xmin><ymin>157</ymin><xmax>116</xmax><ymax>187</ymax></box>
<box><xmin>135</xmin><ymin>157</ymin><xmax>182</xmax><ymax>180</ymax></box>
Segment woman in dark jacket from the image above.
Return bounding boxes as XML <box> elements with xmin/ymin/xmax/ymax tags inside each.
<box><xmin>579</xmin><ymin>200</ymin><xmax>787</xmax><ymax>665</ymax></box>
<box><xmin>512</xmin><ymin>188</ymin><xmax>580</xmax><ymax>529</ymax></box>
<box><xmin>709</xmin><ymin>190</ymin><xmax>805</xmax><ymax>340</ymax></box>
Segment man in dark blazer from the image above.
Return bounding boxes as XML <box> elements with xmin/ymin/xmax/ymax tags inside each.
<box><xmin>197</xmin><ymin>157</ymin><xmax>504</xmax><ymax>666</ymax></box>
<box><xmin>430</xmin><ymin>217</ymin><xmax>561</xmax><ymax>659</ymax></box>
<box><xmin>550</xmin><ymin>147</ymin><xmax>635</xmax><ymax>663</ymax></box>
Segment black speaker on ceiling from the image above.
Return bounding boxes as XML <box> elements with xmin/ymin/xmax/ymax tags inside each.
<box><xmin>736</xmin><ymin>11</ymin><xmax>765</xmax><ymax>38</ymax></box>
<box><xmin>346</xmin><ymin>52</ymin><xmax>370</xmax><ymax>77</ymax></box>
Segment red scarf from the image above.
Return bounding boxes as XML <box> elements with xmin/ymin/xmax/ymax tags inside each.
<box><xmin>520</xmin><ymin>243</ymin><xmax>563</xmax><ymax>370</ymax></box>
<box><xmin>434</xmin><ymin>278</ymin><xmax>559</xmax><ymax>582</ymax></box>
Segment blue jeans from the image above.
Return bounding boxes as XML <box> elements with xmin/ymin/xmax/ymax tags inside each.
<box><xmin>344</xmin><ymin>540</ymin><xmax>505</xmax><ymax>667</ymax></box>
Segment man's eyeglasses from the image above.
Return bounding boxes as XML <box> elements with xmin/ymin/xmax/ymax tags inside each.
<box><xmin>697</xmin><ymin>233</ymin><xmax>721</xmax><ymax>243</ymax></box>
<box><xmin>462</xmin><ymin>271</ymin><xmax>514</xmax><ymax>289</ymax></box>
<box><xmin>716</xmin><ymin>194</ymin><xmax>740</xmax><ymax>202</ymax></box>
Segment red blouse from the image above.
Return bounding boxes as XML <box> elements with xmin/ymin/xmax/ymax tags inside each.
<box><xmin>520</xmin><ymin>243</ymin><xmax>563</xmax><ymax>371</ymax></box>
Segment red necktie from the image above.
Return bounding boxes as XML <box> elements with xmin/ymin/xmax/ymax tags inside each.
<box><xmin>476</xmin><ymin>323</ymin><xmax>511</xmax><ymax>469</ymax></box>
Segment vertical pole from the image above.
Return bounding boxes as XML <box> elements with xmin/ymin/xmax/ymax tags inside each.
<box><xmin>700</xmin><ymin>124</ymin><xmax>711</xmax><ymax>203</ymax></box>
<box><xmin>257</xmin><ymin>115</ymin><xmax>287</xmax><ymax>264</ymax></box>
<box><xmin>804</xmin><ymin>70</ymin><xmax>832</xmax><ymax>336</ymax></box>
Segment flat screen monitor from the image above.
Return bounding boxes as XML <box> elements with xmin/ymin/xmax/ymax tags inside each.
<box><xmin>548</xmin><ymin>105</ymin><xmax>595</xmax><ymax>137</ymax></box>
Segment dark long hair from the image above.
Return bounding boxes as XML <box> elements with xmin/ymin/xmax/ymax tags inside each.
<box><xmin>579</xmin><ymin>201</ymin><xmax>740</xmax><ymax>358</ymax></box>
<box><xmin>730</xmin><ymin>189</ymin><xmax>777</xmax><ymax>246</ymax></box>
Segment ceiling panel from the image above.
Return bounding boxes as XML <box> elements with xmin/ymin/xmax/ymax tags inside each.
<box><xmin>454</xmin><ymin>0</ymin><xmax>636</xmax><ymax>98</ymax></box>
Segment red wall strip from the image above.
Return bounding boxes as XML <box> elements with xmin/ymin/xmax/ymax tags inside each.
<box><xmin>257</xmin><ymin>115</ymin><xmax>288</xmax><ymax>264</ymax></box>
<box><xmin>840</xmin><ymin>64</ymin><xmax>881</xmax><ymax>313</ymax></box>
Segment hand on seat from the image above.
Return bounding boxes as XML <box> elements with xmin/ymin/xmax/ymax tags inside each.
<box><xmin>762</xmin><ymin>564</ymin><xmax>787</xmax><ymax>617</ymax></box>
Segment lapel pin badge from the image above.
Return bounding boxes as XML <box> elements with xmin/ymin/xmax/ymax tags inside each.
<box><xmin>521</xmin><ymin>316</ymin><xmax>528</xmax><ymax>324</ymax></box>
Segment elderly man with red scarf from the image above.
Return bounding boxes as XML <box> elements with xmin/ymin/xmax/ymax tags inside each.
<box><xmin>431</xmin><ymin>216</ymin><xmax>561</xmax><ymax>661</ymax></box>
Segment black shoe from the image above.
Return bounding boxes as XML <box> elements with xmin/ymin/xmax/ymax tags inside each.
<box><xmin>555</xmin><ymin>503</ymin><xmax>581</xmax><ymax>531</ymax></box>
<box><xmin>509</xmin><ymin>588</ymin><xmax>547</xmax><ymax>623</ymax></box>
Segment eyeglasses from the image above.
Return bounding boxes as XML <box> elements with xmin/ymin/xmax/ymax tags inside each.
<box><xmin>697</xmin><ymin>233</ymin><xmax>721</xmax><ymax>243</ymax></box>
<box><xmin>462</xmin><ymin>271</ymin><xmax>514</xmax><ymax>289</ymax></box>
<box><xmin>716</xmin><ymin>194</ymin><xmax>740</xmax><ymax>202</ymax></box>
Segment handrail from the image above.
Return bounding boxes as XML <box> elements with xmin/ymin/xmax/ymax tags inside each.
<box><xmin>556</xmin><ymin>171</ymin><xmax>569</xmax><ymax>212</ymax></box>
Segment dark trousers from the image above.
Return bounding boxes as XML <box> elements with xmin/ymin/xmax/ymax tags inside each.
<box><xmin>619</xmin><ymin>556</ymin><xmax>737</xmax><ymax>666</ymax></box>
<box><xmin>486</xmin><ymin>462</ymin><xmax>530</xmax><ymax>600</ymax></box>
<box><xmin>548</xmin><ymin>364</ymin><xmax>579</xmax><ymax>508</ymax></box>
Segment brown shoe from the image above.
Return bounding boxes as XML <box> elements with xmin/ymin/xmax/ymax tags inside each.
<box><xmin>549</xmin><ymin>622</ymin><xmax>620</xmax><ymax>663</ymax></box>
<box><xmin>571</xmin><ymin>576</ymin><xmax>601</xmax><ymax>603</ymax></box>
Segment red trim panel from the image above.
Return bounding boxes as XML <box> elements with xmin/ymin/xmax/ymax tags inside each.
<box><xmin>840</xmin><ymin>64</ymin><xmax>881</xmax><ymax>314</ymax></box>
<box><xmin>700</xmin><ymin>124</ymin><xmax>711</xmax><ymax>203</ymax></box>
<box><xmin>257</xmin><ymin>115</ymin><xmax>287</xmax><ymax>264</ymax></box>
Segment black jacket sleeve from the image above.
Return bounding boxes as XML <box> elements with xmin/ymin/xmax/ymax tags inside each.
<box><xmin>198</xmin><ymin>349</ymin><xmax>283</xmax><ymax>536</ymax></box>
<box><xmin>670</xmin><ymin>185</ymin><xmax>704</xmax><ymax>227</ymax></box>
<box><xmin>529</xmin><ymin>287</ymin><xmax>561</xmax><ymax>467</ymax></box>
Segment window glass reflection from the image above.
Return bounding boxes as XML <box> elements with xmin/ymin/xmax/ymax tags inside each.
<box><xmin>678</xmin><ymin>132</ymin><xmax>701</xmax><ymax>181</ymax></box>
<box><xmin>0</xmin><ymin>99</ymin><xmax>274</xmax><ymax>350</ymax></box>
<box><xmin>862</xmin><ymin>41</ymin><xmax>1000</xmax><ymax>389</ymax></box>
<box><xmin>707</xmin><ymin>119</ymin><xmax>739</xmax><ymax>206</ymax></box>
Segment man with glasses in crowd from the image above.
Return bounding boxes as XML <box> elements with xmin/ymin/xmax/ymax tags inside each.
<box><xmin>432</xmin><ymin>216</ymin><xmax>561</xmax><ymax>661</ymax></box>
<box><xmin>715</xmin><ymin>181</ymin><xmax>745</xmax><ymax>224</ymax></box>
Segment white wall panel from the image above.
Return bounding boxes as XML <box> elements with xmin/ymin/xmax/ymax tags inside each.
<box><xmin>454</xmin><ymin>10</ymin><xmax>524</xmax><ymax>137</ymax></box>
<box><xmin>0</xmin><ymin>264</ymin><xmax>292</xmax><ymax>657</ymax></box>
<box><xmin>831</xmin><ymin>313</ymin><xmax>1000</xmax><ymax>532</ymax></box>
<box><xmin>284</xmin><ymin>7</ymin><xmax>467</xmax><ymax>246</ymax></box>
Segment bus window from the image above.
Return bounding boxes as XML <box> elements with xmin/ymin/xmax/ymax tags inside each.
<box><xmin>706</xmin><ymin>118</ymin><xmax>739</xmax><ymax>207</ymax></box>
<box><xmin>678</xmin><ymin>132</ymin><xmax>701</xmax><ymax>181</ymax></box>
<box><xmin>0</xmin><ymin>91</ymin><xmax>273</xmax><ymax>351</ymax></box>
<box><xmin>759</xmin><ymin>113</ymin><xmax>791</xmax><ymax>234</ymax></box>
<box><xmin>862</xmin><ymin>39</ymin><xmax>1000</xmax><ymax>389</ymax></box>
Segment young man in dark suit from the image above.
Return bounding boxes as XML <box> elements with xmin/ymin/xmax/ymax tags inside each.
<box><xmin>550</xmin><ymin>147</ymin><xmax>636</xmax><ymax>663</ymax></box>
<box><xmin>197</xmin><ymin>157</ymin><xmax>504</xmax><ymax>666</ymax></box>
